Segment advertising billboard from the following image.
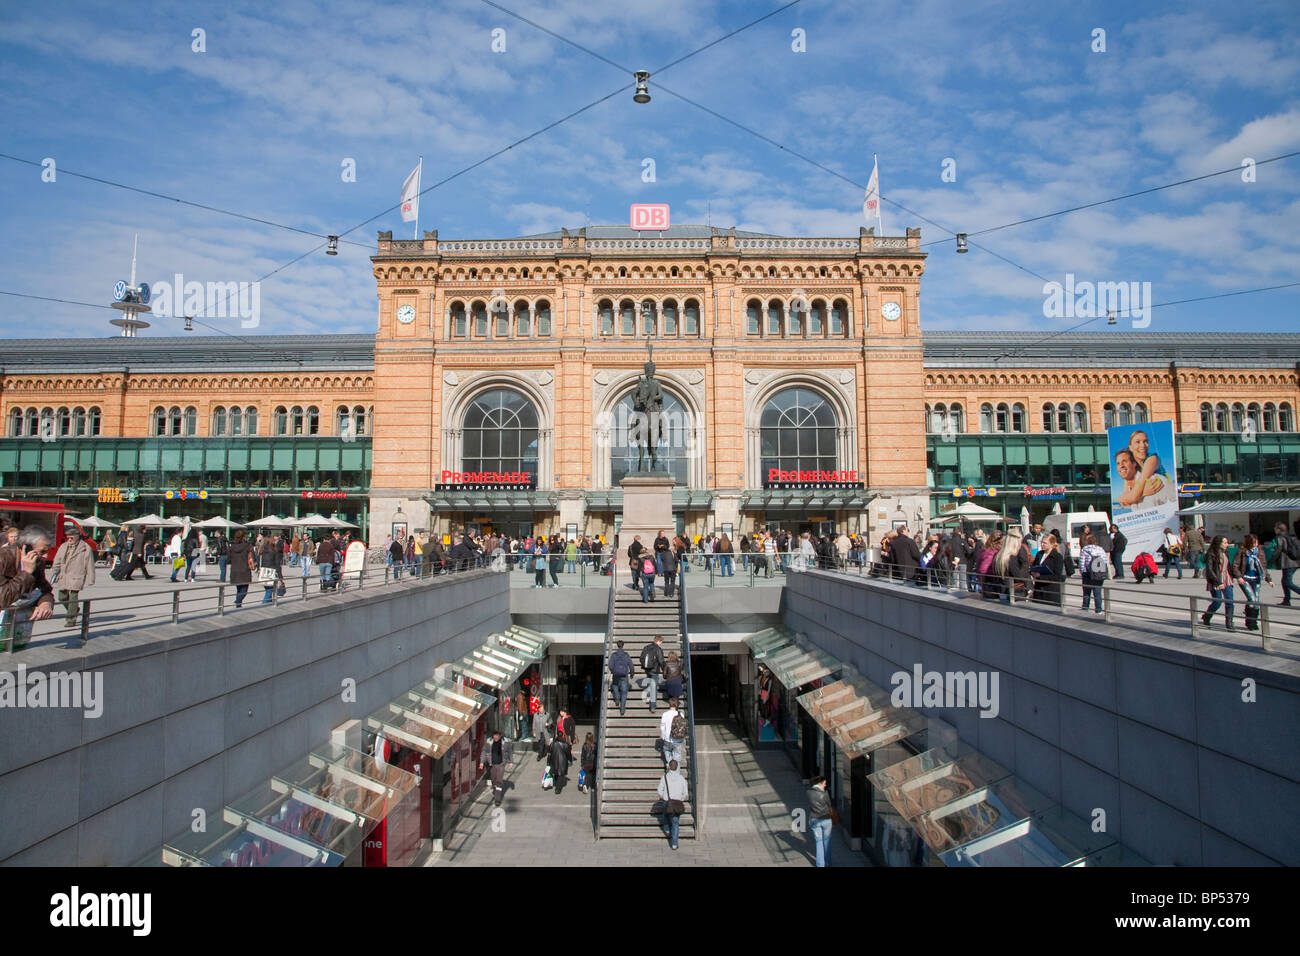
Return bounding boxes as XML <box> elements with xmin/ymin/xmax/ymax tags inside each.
<box><xmin>1107</xmin><ymin>420</ymin><xmax>1178</xmax><ymax>557</ymax></box>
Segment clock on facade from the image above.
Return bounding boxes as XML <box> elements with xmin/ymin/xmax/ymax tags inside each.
<box><xmin>396</xmin><ymin>304</ymin><xmax>416</xmax><ymax>324</ymax></box>
<box><xmin>881</xmin><ymin>301</ymin><xmax>902</xmax><ymax>321</ymax></box>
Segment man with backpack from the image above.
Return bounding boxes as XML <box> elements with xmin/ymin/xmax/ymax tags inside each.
<box><xmin>1273</xmin><ymin>522</ymin><xmax>1300</xmax><ymax>607</ymax></box>
<box><xmin>1079</xmin><ymin>533</ymin><xmax>1109</xmax><ymax>614</ymax></box>
<box><xmin>608</xmin><ymin>639</ymin><xmax>634</xmax><ymax>715</ymax></box>
<box><xmin>640</xmin><ymin>634</ymin><xmax>665</xmax><ymax>712</ymax></box>
<box><xmin>660</xmin><ymin>696</ymin><xmax>686</xmax><ymax>769</ymax></box>
<box><xmin>214</xmin><ymin>530</ymin><xmax>230</xmax><ymax>582</ymax></box>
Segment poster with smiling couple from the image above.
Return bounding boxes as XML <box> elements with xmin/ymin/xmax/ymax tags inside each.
<box><xmin>1107</xmin><ymin>420</ymin><xmax>1179</xmax><ymax>558</ymax></box>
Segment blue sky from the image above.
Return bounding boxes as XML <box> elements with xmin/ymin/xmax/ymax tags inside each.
<box><xmin>1</xmin><ymin>0</ymin><xmax>1297</xmax><ymax>339</ymax></box>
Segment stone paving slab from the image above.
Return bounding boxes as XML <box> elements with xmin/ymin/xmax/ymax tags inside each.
<box><xmin>427</xmin><ymin>722</ymin><xmax>867</xmax><ymax>867</ymax></box>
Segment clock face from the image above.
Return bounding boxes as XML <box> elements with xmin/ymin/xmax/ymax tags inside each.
<box><xmin>396</xmin><ymin>304</ymin><xmax>416</xmax><ymax>324</ymax></box>
<box><xmin>881</xmin><ymin>301</ymin><xmax>902</xmax><ymax>321</ymax></box>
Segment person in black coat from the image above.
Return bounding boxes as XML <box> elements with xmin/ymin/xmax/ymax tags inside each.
<box><xmin>660</xmin><ymin>545</ymin><xmax>679</xmax><ymax>597</ymax></box>
<box><xmin>1029</xmin><ymin>533</ymin><xmax>1067</xmax><ymax>606</ymax></box>
<box><xmin>548</xmin><ymin>731</ymin><xmax>571</xmax><ymax>794</ymax></box>
<box><xmin>1109</xmin><ymin>524</ymin><xmax>1127</xmax><ymax>580</ymax></box>
<box><xmin>890</xmin><ymin>525</ymin><xmax>922</xmax><ymax>583</ymax></box>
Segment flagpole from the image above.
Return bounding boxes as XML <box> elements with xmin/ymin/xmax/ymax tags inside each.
<box><xmin>414</xmin><ymin>156</ymin><xmax>422</xmax><ymax>240</ymax></box>
<box><xmin>874</xmin><ymin>153</ymin><xmax>884</xmax><ymax>236</ymax></box>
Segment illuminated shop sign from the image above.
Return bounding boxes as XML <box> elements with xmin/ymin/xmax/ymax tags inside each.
<box><xmin>1022</xmin><ymin>486</ymin><xmax>1066</xmax><ymax>500</ymax></box>
<box><xmin>302</xmin><ymin>490</ymin><xmax>348</xmax><ymax>499</ymax></box>
<box><xmin>436</xmin><ymin>470</ymin><xmax>536</xmax><ymax>491</ymax></box>
<box><xmin>952</xmin><ymin>486</ymin><xmax>997</xmax><ymax>498</ymax></box>
<box><xmin>97</xmin><ymin>487</ymin><xmax>138</xmax><ymax>503</ymax></box>
<box><xmin>164</xmin><ymin>489</ymin><xmax>208</xmax><ymax>500</ymax></box>
<box><xmin>1178</xmin><ymin>483</ymin><xmax>1204</xmax><ymax>498</ymax></box>
<box><xmin>764</xmin><ymin>469</ymin><xmax>861</xmax><ymax>489</ymax></box>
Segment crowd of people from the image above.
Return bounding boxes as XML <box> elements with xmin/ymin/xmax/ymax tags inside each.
<box><xmin>862</xmin><ymin>518</ymin><xmax>1300</xmax><ymax>631</ymax></box>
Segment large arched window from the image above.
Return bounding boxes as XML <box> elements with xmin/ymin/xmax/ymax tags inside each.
<box><xmin>244</xmin><ymin>406</ymin><xmax>258</xmax><ymax>435</ymax></box>
<box><xmin>472</xmin><ymin>301</ymin><xmax>488</xmax><ymax>337</ymax></box>
<box><xmin>536</xmin><ymin>299</ymin><xmax>551</xmax><ymax>336</ymax></box>
<box><xmin>662</xmin><ymin>299</ymin><xmax>678</xmax><ymax>336</ymax></box>
<box><xmin>450</xmin><ymin>300</ymin><xmax>467</xmax><ymax>338</ymax></box>
<box><xmin>183</xmin><ymin>406</ymin><xmax>197</xmax><ymax>436</ymax></box>
<box><xmin>683</xmin><ymin>298</ymin><xmax>700</xmax><ymax>336</ymax></box>
<box><xmin>599</xmin><ymin>299</ymin><xmax>614</xmax><ymax>335</ymax></box>
<box><xmin>274</xmin><ymin>406</ymin><xmax>288</xmax><ymax>435</ymax></box>
<box><xmin>229</xmin><ymin>406</ymin><xmax>243</xmax><ymax>436</ymax></box>
<box><xmin>1281</xmin><ymin>403</ymin><xmax>1295</xmax><ymax>431</ymax></box>
<box><xmin>57</xmin><ymin>407</ymin><xmax>71</xmax><ymax>437</ymax></box>
<box><xmin>746</xmin><ymin>299</ymin><xmax>761</xmax><ymax>335</ymax></box>
<box><xmin>153</xmin><ymin>406</ymin><xmax>167</xmax><ymax>436</ymax></box>
<box><xmin>809</xmin><ymin>299</ymin><xmax>825</xmax><ymax>336</ymax></box>
<box><xmin>927</xmin><ymin>403</ymin><xmax>963</xmax><ymax>435</ymax></box>
<box><xmin>87</xmin><ymin>407</ymin><xmax>101</xmax><ymax>436</ymax></box>
<box><xmin>23</xmin><ymin>408</ymin><xmax>38</xmax><ymax>436</ymax></box>
<box><xmin>8</xmin><ymin>408</ymin><xmax>21</xmax><ymax>437</ymax></box>
<box><xmin>462</xmin><ymin>389</ymin><xmax>539</xmax><ymax>478</ymax></box>
<box><xmin>212</xmin><ymin>406</ymin><xmax>227</xmax><ymax>436</ymax></box>
<box><xmin>1214</xmin><ymin>403</ymin><xmax>1228</xmax><ymax>432</ymax></box>
<box><xmin>611</xmin><ymin>387</ymin><xmax>690</xmax><ymax>486</ymax></box>
<box><xmin>1073</xmin><ymin>403</ymin><xmax>1089</xmax><ymax>433</ymax></box>
<box><xmin>515</xmin><ymin>299</ymin><xmax>531</xmax><ymax>338</ymax></box>
<box><xmin>760</xmin><ymin>387</ymin><xmax>838</xmax><ymax>477</ymax></box>
<box><xmin>1200</xmin><ymin>403</ymin><xmax>1213</xmax><ymax>432</ymax></box>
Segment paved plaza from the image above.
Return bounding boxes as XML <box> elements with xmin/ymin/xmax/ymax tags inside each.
<box><xmin>428</xmin><ymin>721</ymin><xmax>868</xmax><ymax>867</ymax></box>
<box><xmin>13</xmin><ymin>557</ymin><xmax>1299</xmax><ymax>661</ymax></box>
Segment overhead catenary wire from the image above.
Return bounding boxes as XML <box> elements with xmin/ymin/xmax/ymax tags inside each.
<box><xmin>920</xmin><ymin>150</ymin><xmax>1300</xmax><ymax>247</ymax></box>
<box><xmin>0</xmin><ymin>152</ymin><xmax>370</xmax><ymax>249</ymax></box>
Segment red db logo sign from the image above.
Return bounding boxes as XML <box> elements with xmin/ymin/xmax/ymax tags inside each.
<box><xmin>630</xmin><ymin>204</ymin><xmax>669</xmax><ymax>230</ymax></box>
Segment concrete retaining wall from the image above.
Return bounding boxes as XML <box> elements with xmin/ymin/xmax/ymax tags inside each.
<box><xmin>0</xmin><ymin>570</ymin><xmax>508</xmax><ymax>865</ymax></box>
<box><xmin>783</xmin><ymin>571</ymin><xmax>1300</xmax><ymax>866</ymax></box>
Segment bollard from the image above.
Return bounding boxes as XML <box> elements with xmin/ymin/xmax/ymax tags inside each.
<box><xmin>1259</xmin><ymin>605</ymin><xmax>1271</xmax><ymax>652</ymax></box>
<box><xmin>79</xmin><ymin>599</ymin><xmax>91</xmax><ymax>645</ymax></box>
<box><xmin>217</xmin><ymin>585</ymin><xmax>225</xmax><ymax>616</ymax></box>
<box><xmin>171</xmin><ymin>590</ymin><xmax>180</xmax><ymax>624</ymax></box>
<box><xmin>1102</xmin><ymin>584</ymin><xmax>1111</xmax><ymax>624</ymax></box>
<box><xmin>272</xmin><ymin>581</ymin><xmax>279</xmax><ymax>606</ymax></box>
<box><xmin>1189</xmin><ymin>596</ymin><xmax>1199</xmax><ymax>638</ymax></box>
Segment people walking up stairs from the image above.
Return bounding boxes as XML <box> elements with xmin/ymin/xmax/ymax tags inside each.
<box><xmin>596</xmin><ymin>586</ymin><xmax>695</xmax><ymax>839</ymax></box>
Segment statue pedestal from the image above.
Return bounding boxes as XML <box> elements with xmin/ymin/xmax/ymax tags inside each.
<box><xmin>619</xmin><ymin>474</ymin><xmax>675</xmax><ymax>549</ymax></box>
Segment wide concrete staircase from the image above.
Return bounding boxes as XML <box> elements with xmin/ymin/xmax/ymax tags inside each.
<box><xmin>596</xmin><ymin>587</ymin><xmax>695</xmax><ymax>839</ymax></box>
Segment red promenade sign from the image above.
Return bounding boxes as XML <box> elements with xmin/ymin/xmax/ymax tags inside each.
<box><xmin>436</xmin><ymin>470</ymin><xmax>536</xmax><ymax>491</ymax></box>
<box><xmin>767</xmin><ymin>469</ymin><xmax>858</xmax><ymax>484</ymax></box>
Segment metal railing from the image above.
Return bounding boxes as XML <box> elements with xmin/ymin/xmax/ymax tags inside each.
<box><xmin>2</xmin><ymin>552</ymin><xmax>494</xmax><ymax>655</ymax></box>
<box><xmin>593</xmin><ymin>555</ymin><xmax>617</xmax><ymax>838</ymax></box>
<box><xmin>812</xmin><ymin>557</ymin><xmax>1300</xmax><ymax>656</ymax></box>
<box><xmin>679</xmin><ymin>553</ymin><xmax>699</xmax><ymax>835</ymax></box>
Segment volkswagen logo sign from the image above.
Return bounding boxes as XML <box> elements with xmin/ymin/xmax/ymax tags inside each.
<box><xmin>136</xmin><ymin>282</ymin><xmax>151</xmax><ymax>304</ymax></box>
<box><xmin>113</xmin><ymin>280</ymin><xmax>127</xmax><ymax>301</ymax></box>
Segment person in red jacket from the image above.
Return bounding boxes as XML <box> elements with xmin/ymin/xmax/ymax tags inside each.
<box><xmin>1131</xmin><ymin>552</ymin><xmax>1158</xmax><ymax>584</ymax></box>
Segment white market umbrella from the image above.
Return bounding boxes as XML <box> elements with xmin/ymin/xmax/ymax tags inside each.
<box><xmin>294</xmin><ymin>513</ymin><xmax>338</xmax><ymax>528</ymax></box>
<box><xmin>245</xmin><ymin>515</ymin><xmax>293</xmax><ymax>528</ymax></box>
<box><xmin>123</xmin><ymin>513</ymin><xmax>184</xmax><ymax>527</ymax></box>
<box><xmin>1051</xmin><ymin>501</ymin><xmax>1062</xmax><ymax>515</ymax></box>
<box><xmin>72</xmin><ymin>515</ymin><xmax>116</xmax><ymax>529</ymax></box>
<box><xmin>931</xmin><ymin>502</ymin><xmax>1006</xmax><ymax>524</ymax></box>
<box><xmin>1019</xmin><ymin>505</ymin><xmax>1031</xmax><ymax>534</ymax></box>
<box><xmin>327</xmin><ymin>517</ymin><xmax>359</xmax><ymax>529</ymax></box>
<box><xmin>196</xmin><ymin>516</ymin><xmax>245</xmax><ymax>530</ymax></box>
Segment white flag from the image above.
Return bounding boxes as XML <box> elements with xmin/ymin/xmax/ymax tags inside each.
<box><xmin>400</xmin><ymin>161</ymin><xmax>421</xmax><ymax>223</ymax></box>
<box><xmin>862</xmin><ymin>158</ymin><xmax>880</xmax><ymax>224</ymax></box>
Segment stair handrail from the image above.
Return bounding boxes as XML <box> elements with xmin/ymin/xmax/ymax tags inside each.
<box><xmin>593</xmin><ymin>548</ymin><xmax>617</xmax><ymax>837</ymax></box>
<box><xmin>679</xmin><ymin>553</ymin><xmax>699</xmax><ymax>836</ymax></box>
